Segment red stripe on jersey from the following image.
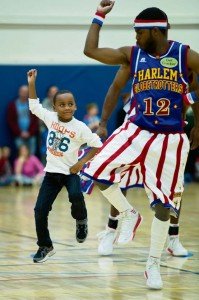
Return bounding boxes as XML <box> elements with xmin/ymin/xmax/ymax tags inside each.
<box><xmin>170</xmin><ymin>135</ymin><xmax>184</xmax><ymax>200</ymax></box>
<box><xmin>126</xmin><ymin>166</ymin><xmax>134</xmax><ymax>187</ymax></box>
<box><xmin>109</xmin><ymin>164</ymin><xmax>126</xmax><ymax>182</ymax></box>
<box><xmin>152</xmin><ymin>192</ymin><xmax>158</xmax><ymax>201</ymax></box>
<box><xmin>93</xmin><ymin>127</ymin><xmax>141</xmax><ymax>178</ymax></box>
<box><xmin>140</xmin><ymin>133</ymin><xmax>158</xmax><ymax>189</ymax></box>
<box><xmin>135</xmin><ymin>167</ymin><xmax>140</xmax><ymax>184</ymax></box>
<box><xmin>156</xmin><ymin>135</ymin><xmax>169</xmax><ymax>203</ymax></box>
<box><xmin>97</xmin><ymin>121</ymin><xmax>130</xmax><ymax>155</ymax></box>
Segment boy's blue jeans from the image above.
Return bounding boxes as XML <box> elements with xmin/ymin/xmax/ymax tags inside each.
<box><xmin>34</xmin><ymin>172</ymin><xmax>87</xmax><ymax>247</ymax></box>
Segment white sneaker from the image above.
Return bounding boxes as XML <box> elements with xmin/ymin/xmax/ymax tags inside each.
<box><xmin>166</xmin><ymin>236</ymin><xmax>188</xmax><ymax>256</ymax></box>
<box><xmin>97</xmin><ymin>227</ymin><xmax>116</xmax><ymax>256</ymax></box>
<box><xmin>144</xmin><ymin>257</ymin><xmax>163</xmax><ymax>290</ymax></box>
<box><xmin>117</xmin><ymin>209</ymin><xmax>143</xmax><ymax>245</ymax></box>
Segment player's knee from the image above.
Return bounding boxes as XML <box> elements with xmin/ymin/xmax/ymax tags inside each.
<box><xmin>154</xmin><ymin>203</ymin><xmax>170</xmax><ymax>221</ymax></box>
<box><xmin>121</xmin><ymin>189</ymin><xmax>127</xmax><ymax>196</ymax></box>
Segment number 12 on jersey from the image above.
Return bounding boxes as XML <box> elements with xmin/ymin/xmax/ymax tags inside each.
<box><xmin>143</xmin><ymin>97</ymin><xmax>171</xmax><ymax>116</ymax></box>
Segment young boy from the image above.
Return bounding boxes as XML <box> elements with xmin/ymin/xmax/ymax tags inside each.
<box><xmin>27</xmin><ymin>69</ymin><xmax>102</xmax><ymax>263</ymax></box>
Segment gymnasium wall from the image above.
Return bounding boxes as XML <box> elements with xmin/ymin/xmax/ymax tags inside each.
<box><xmin>0</xmin><ymin>64</ymin><xmax>130</xmax><ymax>147</ymax></box>
<box><xmin>0</xmin><ymin>0</ymin><xmax>199</xmax><ymax>147</ymax></box>
<box><xmin>0</xmin><ymin>0</ymin><xmax>199</xmax><ymax>64</ymax></box>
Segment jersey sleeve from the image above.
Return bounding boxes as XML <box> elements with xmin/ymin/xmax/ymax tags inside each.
<box><xmin>80</xmin><ymin>123</ymin><xmax>102</xmax><ymax>148</ymax></box>
<box><xmin>29</xmin><ymin>98</ymin><xmax>52</xmax><ymax>125</ymax></box>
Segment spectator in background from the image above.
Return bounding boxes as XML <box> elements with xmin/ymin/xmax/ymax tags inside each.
<box><xmin>83</xmin><ymin>102</ymin><xmax>100</xmax><ymax>132</ymax></box>
<box><xmin>7</xmin><ymin>85</ymin><xmax>39</xmax><ymax>154</ymax></box>
<box><xmin>14</xmin><ymin>144</ymin><xmax>44</xmax><ymax>186</ymax></box>
<box><xmin>184</xmin><ymin>106</ymin><xmax>199</xmax><ymax>182</ymax></box>
<box><xmin>0</xmin><ymin>146</ymin><xmax>13</xmax><ymax>186</ymax></box>
<box><xmin>42</xmin><ymin>85</ymin><xmax>58</xmax><ymax>111</ymax></box>
<box><xmin>40</xmin><ymin>85</ymin><xmax>59</xmax><ymax>164</ymax></box>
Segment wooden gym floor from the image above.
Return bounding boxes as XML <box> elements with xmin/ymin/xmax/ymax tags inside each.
<box><xmin>0</xmin><ymin>183</ymin><xmax>198</xmax><ymax>300</ymax></box>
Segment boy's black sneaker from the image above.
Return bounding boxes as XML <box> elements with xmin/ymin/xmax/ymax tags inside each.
<box><xmin>76</xmin><ymin>219</ymin><xmax>88</xmax><ymax>243</ymax></box>
<box><xmin>33</xmin><ymin>246</ymin><xmax>55</xmax><ymax>263</ymax></box>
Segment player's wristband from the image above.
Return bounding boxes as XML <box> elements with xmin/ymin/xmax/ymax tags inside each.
<box><xmin>183</xmin><ymin>91</ymin><xmax>198</xmax><ymax>105</ymax></box>
<box><xmin>92</xmin><ymin>11</ymin><xmax>105</xmax><ymax>27</ymax></box>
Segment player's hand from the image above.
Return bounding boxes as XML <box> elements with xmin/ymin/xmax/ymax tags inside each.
<box><xmin>27</xmin><ymin>69</ymin><xmax>37</xmax><ymax>84</ymax></box>
<box><xmin>97</xmin><ymin>0</ymin><xmax>115</xmax><ymax>15</ymax></box>
<box><xmin>96</xmin><ymin>125</ymin><xmax>108</xmax><ymax>139</ymax></box>
<box><xmin>189</xmin><ymin>126</ymin><xmax>199</xmax><ymax>150</ymax></box>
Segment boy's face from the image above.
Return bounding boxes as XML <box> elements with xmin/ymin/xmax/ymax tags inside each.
<box><xmin>53</xmin><ymin>93</ymin><xmax>77</xmax><ymax>122</ymax></box>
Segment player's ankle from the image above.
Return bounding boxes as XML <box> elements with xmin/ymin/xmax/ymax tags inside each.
<box><xmin>108</xmin><ymin>214</ymin><xmax>119</xmax><ymax>230</ymax></box>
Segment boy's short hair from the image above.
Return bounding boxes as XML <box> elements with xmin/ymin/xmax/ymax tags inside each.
<box><xmin>53</xmin><ymin>90</ymin><xmax>75</xmax><ymax>105</ymax></box>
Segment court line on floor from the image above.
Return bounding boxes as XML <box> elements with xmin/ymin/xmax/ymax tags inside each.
<box><xmin>0</xmin><ymin>229</ymin><xmax>74</xmax><ymax>247</ymax></box>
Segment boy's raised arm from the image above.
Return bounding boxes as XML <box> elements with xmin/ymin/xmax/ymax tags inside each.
<box><xmin>27</xmin><ymin>69</ymin><xmax>38</xmax><ymax>99</ymax></box>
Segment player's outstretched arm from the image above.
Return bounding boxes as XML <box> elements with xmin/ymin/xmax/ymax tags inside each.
<box><xmin>27</xmin><ymin>69</ymin><xmax>38</xmax><ymax>99</ymax></box>
<box><xmin>188</xmin><ymin>73</ymin><xmax>199</xmax><ymax>149</ymax></box>
<box><xmin>183</xmin><ymin>50</ymin><xmax>199</xmax><ymax>107</ymax></box>
<box><xmin>190</xmin><ymin>102</ymin><xmax>199</xmax><ymax>149</ymax></box>
<box><xmin>97</xmin><ymin>65</ymin><xmax>131</xmax><ymax>138</ymax></box>
<box><xmin>84</xmin><ymin>0</ymin><xmax>130</xmax><ymax>65</ymax></box>
<box><xmin>187</xmin><ymin>49</ymin><xmax>199</xmax><ymax>75</ymax></box>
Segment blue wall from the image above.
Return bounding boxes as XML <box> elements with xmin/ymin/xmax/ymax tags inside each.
<box><xmin>0</xmin><ymin>65</ymin><xmax>132</xmax><ymax>148</ymax></box>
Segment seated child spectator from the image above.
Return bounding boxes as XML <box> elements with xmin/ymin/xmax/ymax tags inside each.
<box><xmin>83</xmin><ymin>102</ymin><xmax>100</xmax><ymax>132</ymax></box>
<box><xmin>0</xmin><ymin>147</ymin><xmax>13</xmax><ymax>186</ymax></box>
<box><xmin>14</xmin><ymin>144</ymin><xmax>44</xmax><ymax>186</ymax></box>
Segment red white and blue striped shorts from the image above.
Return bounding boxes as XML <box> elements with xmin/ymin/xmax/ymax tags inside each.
<box><xmin>83</xmin><ymin>120</ymin><xmax>190</xmax><ymax>213</ymax></box>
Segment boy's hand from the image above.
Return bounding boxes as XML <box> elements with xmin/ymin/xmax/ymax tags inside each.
<box><xmin>70</xmin><ymin>161</ymin><xmax>85</xmax><ymax>174</ymax></box>
<box><xmin>27</xmin><ymin>69</ymin><xmax>37</xmax><ymax>84</ymax></box>
<box><xmin>97</xmin><ymin>0</ymin><xmax>115</xmax><ymax>15</ymax></box>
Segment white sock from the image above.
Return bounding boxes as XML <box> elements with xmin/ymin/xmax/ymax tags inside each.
<box><xmin>149</xmin><ymin>216</ymin><xmax>170</xmax><ymax>258</ymax></box>
<box><xmin>170</xmin><ymin>223</ymin><xmax>179</xmax><ymax>227</ymax></box>
<box><xmin>101</xmin><ymin>183</ymin><xmax>133</xmax><ymax>213</ymax></box>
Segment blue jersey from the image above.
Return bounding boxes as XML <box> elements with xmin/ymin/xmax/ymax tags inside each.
<box><xmin>130</xmin><ymin>41</ymin><xmax>189</xmax><ymax>133</ymax></box>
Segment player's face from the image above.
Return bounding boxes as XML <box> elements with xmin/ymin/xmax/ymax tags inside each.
<box><xmin>135</xmin><ymin>29</ymin><xmax>156</xmax><ymax>54</ymax></box>
<box><xmin>54</xmin><ymin>93</ymin><xmax>77</xmax><ymax>122</ymax></box>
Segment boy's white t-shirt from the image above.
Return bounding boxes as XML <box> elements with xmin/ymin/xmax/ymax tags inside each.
<box><xmin>29</xmin><ymin>99</ymin><xmax>102</xmax><ymax>175</ymax></box>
